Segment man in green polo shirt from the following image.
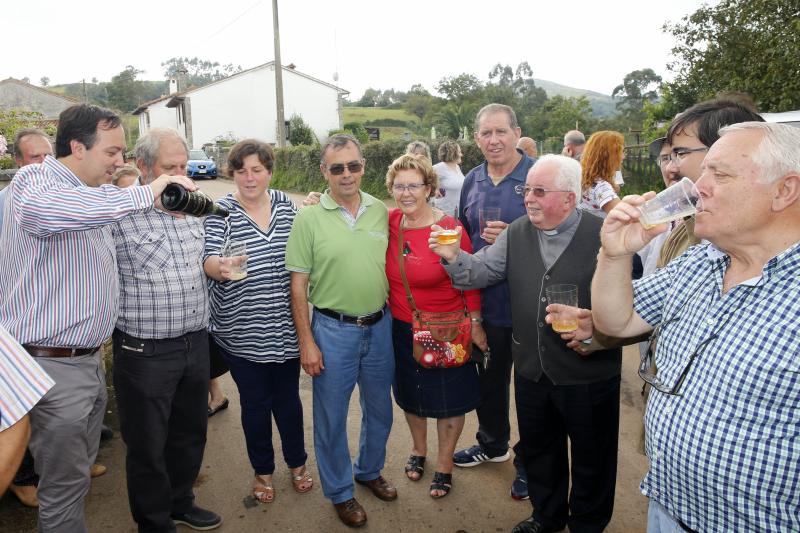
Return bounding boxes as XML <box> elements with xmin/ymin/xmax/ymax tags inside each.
<box><xmin>286</xmin><ymin>134</ymin><xmax>396</xmax><ymax>528</ymax></box>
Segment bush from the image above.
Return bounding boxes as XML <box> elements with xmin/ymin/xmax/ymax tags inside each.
<box><xmin>342</xmin><ymin>122</ymin><xmax>370</xmax><ymax>145</ymax></box>
<box><xmin>0</xmin><ymin>155</ymin><xmax>14</xmax><ymax>170</ymax></box>
<box><xmin>288</xmin><ymin>114</ymin><xmax>317</xmax><ymax>146</ymax></box>
<box><xmin>271</xmin><ymin>138</ymin><xmax>486</xmax><ymax>199</ymax></box>
<box><xmin>363</xmin><ymin>118</ymin><xmax>411</xmax><ymax>128</ymax></box>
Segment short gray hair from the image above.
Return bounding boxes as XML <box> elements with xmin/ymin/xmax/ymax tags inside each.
<box><xmin>532</xmin><ymin>154</ymin><xmax>582</xmax><ymax>198</ymax></box>
<box><xmin>134</xmin><ymin>128</ymin><xmax>188</xmax><ymax>172</ymax></box>
<box><xmin>13</xmin><ymin>128</ymin><xmax>51</xmax><ymax>156</ymax></box>
<box><xmin>474</xmin><ymin>103</ymin><xmax>519</xmax><ymax>132</ymax></box>
<box><xmin>718</xmin><ymin>122</ymin><xmax>800</xmax><ymax>184</ymax></box>
<box><xmin>563</xmin><ymin>130</ymin><xmax>586</xmax><ymax>146</ymax></box>
<box><xmin>320</xmin><ymin>133</ymin><xmax>363</xmax><ymax>165</ymax></box>
<box><xmin>405</xmin><ymin>140</ymin><xmax>431</xmax><ymax>159</ymax></box>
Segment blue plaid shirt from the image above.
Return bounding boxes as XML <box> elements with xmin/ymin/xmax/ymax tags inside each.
<box><xmin>632</xmin><ymin>241</ymin><xmax>800</xmax><ymax>532</ymax></box>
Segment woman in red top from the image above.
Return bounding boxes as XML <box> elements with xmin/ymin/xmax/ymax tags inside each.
<box><xmin>385</xmin><ymin>154</ymin><xmax>487</xmax><ymax>499</ymax></box>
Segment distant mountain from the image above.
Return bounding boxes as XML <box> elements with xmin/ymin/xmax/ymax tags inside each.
<box><xmin>533</xmin><ymin>78</ymin><xmax>617</xmax><ymax>117</ymax></box>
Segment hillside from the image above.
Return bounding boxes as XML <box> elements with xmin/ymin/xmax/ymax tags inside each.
<box><xmin>533</xmin><ymin>78</ymin><xmax>616</xmax><ymax>117</ymax></box>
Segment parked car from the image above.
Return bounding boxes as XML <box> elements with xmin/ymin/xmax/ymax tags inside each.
<box><xmin>187</xmin><ymin>149</ymin><xmax>218</xmax><ymax>179</ymax></box>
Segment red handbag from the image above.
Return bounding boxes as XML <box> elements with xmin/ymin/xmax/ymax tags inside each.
<box><xmin>397</xmin><ymin>216</ymin><xmax>472</xmax><ymax>369</ymax></box>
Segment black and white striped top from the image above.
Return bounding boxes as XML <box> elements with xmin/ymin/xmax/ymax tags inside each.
<box><xmin>203</xmin><ymin>190</ymin><xmax>299</xmax><ymax>363</ymax></box>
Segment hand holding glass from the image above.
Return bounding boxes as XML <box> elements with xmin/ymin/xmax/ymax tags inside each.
<box><xmin>479</xmin><ymin>207</ymin><xmax>502</xmax><ymax>236</ymax></box>
<box><xmin>638</xmin><ymin>177</ymin><xmax>699</xmax><ymax>229</ymax></box>
<box><xmin>222</xmin><ymin>241</ymin><xmax>248</xmax><ymax>281</ymax></box>
<box><xmin>545</xmin><ymin>284</ymin><xmax>579</xmax><ymax>332</ymax></box>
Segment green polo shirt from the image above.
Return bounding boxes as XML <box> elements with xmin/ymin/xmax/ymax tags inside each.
<box><xmin>286</xmin><ymin>190</ymin><xmax>389</xmax><ymax>316</ymax></box>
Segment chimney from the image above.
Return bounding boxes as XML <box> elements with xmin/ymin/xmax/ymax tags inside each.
<box><xmin>169</xmin><ymin>78</ymin><xmax>178</xmax><ymax>95</ymax></box>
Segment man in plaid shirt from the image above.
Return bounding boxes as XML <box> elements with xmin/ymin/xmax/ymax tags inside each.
<box><xmin>591</xmin><ymin>121</ymin><xmax>800</xmax><ymax>532</ymax></box>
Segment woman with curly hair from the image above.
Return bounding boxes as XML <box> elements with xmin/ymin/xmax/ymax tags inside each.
<box><xmin>578</xmin><ymin>130</ymin><xmax>624</xmax><ymax>218</ymax></box>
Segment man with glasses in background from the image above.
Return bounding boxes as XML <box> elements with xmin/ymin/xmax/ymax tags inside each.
<box><xmin>656</xmin><ymin>97</ymin><xmax>763</xmax><ymax>265</ymax></box>
<box><xmin>287</xmin><ymin>134</ymin><xmax>396</xmax><ymax>528</ymax></box>
<box><xmin>591</xmin><ymin>121</ymin><xmax>800</xmax><ymax>532</ymax></box>
<box><xmin>431</xmin><ymin>155</ymin><xmax>623</xmax><ymax>533</ymax></box>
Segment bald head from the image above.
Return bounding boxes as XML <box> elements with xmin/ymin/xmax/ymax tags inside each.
<box><xmin>517</xmin><ymin>137</ymin><xmax>537</xmax><ymax>158</ymax></box>
<box><xmin>14</xmin><ymin>130</ymin><xmax>53</xmax><ymax>167</ymax></box>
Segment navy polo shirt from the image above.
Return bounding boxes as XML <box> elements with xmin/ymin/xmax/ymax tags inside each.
<box><xmin>458</xmin><ymin>149</ymin><xmax>535</xmax><ymax>327</ymax></box>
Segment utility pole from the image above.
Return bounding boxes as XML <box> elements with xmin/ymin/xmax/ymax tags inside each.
<box><xmin>272</xmin><ymin>0</ymin><xmax>286</xmax><ymax>147</ymax></box>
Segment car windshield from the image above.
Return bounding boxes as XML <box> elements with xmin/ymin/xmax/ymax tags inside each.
<box><xmin>189</xmin><ymin>150</ymin><xmax>209</xmax><ymax>160</ymax></box>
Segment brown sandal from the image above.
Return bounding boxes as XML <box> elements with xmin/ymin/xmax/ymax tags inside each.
<box><xmin>291</xmin><ymin>465</ymin><xmax>313</xmax><ymax>493</ymax></box>
<box><xmin>253</xmin><ymin>474</ymin><xmax>275</xmax><ymax>503</ymax></box>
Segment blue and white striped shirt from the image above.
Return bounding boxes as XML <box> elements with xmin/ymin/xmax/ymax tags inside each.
<box><xmin>633</xmin><ymin>241</ymin><xmax>800</xmax><ymax>532</ymax></box>
<box><xmin>0</xmin><ymin>324</ymin><xmax>54</xmax><ymax>431</ymax></box>
<box><xmin>0</xmin><ymin>156</ymin><xmax>153</xmax><ymax>347</ymax></box>
<box><xmin>204</xmin><ymin>190</ymin><xmax>299</xmax><ymax>363</ymax></box>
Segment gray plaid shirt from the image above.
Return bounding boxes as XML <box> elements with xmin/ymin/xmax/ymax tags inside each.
<box><xmin>113</xmin><ymin>208</ymin><xmax>209</xmax><ymax>339</ymax></box>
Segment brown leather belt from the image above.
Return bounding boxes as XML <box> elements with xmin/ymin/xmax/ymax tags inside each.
<box><xmin>23</xmin><ymin>345</ymin><xmax>99</xmax><ymax>358</ymax></box>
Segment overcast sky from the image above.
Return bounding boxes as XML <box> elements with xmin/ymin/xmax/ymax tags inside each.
<box><xmin>5</xmin><ymin>0</ymin><xmax>710</xmax><ymax>99</ymax></box>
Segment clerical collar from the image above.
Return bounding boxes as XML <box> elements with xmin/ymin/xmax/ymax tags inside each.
<box><xmin>541</xmin><ymin>209</ymin><xmax>580</xmax><ymax>236</ymax></box>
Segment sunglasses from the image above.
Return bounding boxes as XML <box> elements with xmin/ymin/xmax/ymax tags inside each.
<box><xmin>514</xmin><ymin>185</ymin><xmax>571</xmax><ymax>197</ymax></box>
<box><xmin>326</xmin><ymin>161</ymin><xmax>364</xmax><ymax>175</ymax></box>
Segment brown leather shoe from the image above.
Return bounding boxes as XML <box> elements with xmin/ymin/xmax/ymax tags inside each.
<box><xmin>355</xmin><ymin>475</ymin><xmax>397</xmax><ymax>501</ymax></box>
<box><xmin>90</xmin><ymin>463</ymin><xmax>107</xmax><ymax>478</ymax></box>
<box><xmin>333</xmin><ymin>498</ymin><xmax>367</xmax><ymax>528</ymax></box>
<box><xmin>9</xmin><ymin>484</ymin><xmax>38</xmax><ymax>507</ymax></box>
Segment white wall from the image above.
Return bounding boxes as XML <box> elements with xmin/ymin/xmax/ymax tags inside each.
<box><xmin>138</xmin><ymin>101</ymin><xmax>180</xmax><ymax>137</ymax></box>
<box><xmin>185</xmin><ymin>65</ymin><xmax>342</xmax><ymax>148</ymax></box>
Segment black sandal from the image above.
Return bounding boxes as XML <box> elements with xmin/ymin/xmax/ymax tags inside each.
<box><xmin>429</xmin><ymin>471</ymin><xmax>452</xmax><ymax>498</ymax></box>
<box><xmin>404</xmin><ymin>455</ymin><xmax>426</xmax><ymax>481</ymax></box>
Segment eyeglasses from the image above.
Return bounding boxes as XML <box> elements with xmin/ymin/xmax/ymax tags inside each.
<box><xmin>669</xmin><ymin>147</ymin><xmax>708</xmax><ymax>164</ymax></box>
<box><xmin>392</xmin><ymin>183</ymin><xmax>427</xmax><ymax>193</ymax></box>
<box><xmin>326</xmin><ymin>161</ymin><xmax>363</xmax><ymax>175</ymax></box>
<box><xmin>639</xmin><ymin>316</ymin><xmax>718</xmax><ymax>396</ymax></box>
<box><xmin>514</xmin><ymin>185</ymin><xmax>571</xmax><ymax>197</ymax></box>
<box><xmin>656</xmin><ymin>154</ymin><xmax>671</xmax><ymax>165</ymax></box>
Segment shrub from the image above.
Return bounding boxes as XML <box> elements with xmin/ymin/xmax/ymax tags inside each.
<box><xmin>288</xmin><ymin>114</ymin><xmax>317</xmax><ymax>146</ymax></box>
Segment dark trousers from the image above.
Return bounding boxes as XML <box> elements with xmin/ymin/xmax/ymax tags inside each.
<box><xmin>13</xmin><ymin>449</ymin><xmax>38</xmax><ymax>486</ymax></box>
<box><xmin>475</xmin><ymin>324</ymin><xmax>515</xmax><ymax>455</ymax></box>
<box><xmin>113</xmin><ymin>328</ymin><xmax>210</xmax><ymax>533</ymax></box>
<box><xmin>515</xmin><ymin>373</ymin><xmax>620</xmax><ymax>533</ymax></box>
<box><xmin>221</xmin><ymin>350</ymin><xmax>307</xmax><ymax>474</ymax></box>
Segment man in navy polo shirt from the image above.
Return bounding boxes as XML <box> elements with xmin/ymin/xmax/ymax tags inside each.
<box><xmin>454</xmin><ymin>103</ymin><xmax>534</xmax><ymax>499</ymax></box>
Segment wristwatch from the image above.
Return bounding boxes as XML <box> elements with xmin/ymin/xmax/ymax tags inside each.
<box><xmin>471</xmin><ymin>317</ymin><xmax>483</xmax><ymax>324</ymax></box>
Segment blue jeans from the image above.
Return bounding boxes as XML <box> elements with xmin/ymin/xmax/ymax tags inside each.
<box><xmin>647</xmin><ymin>499</ymin><xmax>685</xmax><ymax>533</ymax></box>
<box><xmin>311</xmin><ymin>308</ymin><xmax>394</xmax><ymax>504</ymax></box>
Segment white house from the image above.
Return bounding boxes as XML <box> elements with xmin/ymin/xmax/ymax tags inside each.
<box><xmin>133</xmin><ymin>63</ymin><xmax>347</xmax><ymax>148</ymax></box>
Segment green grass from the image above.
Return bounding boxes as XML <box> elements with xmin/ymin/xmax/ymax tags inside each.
<box><xmin>343</xmin><ymin>107</ymin><xmax>420</xmax><ymax>124</ymax></box>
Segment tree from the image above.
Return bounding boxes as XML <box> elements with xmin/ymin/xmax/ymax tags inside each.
<box><xmin>663</xmin><ymin>0</ymin><xmax>800</xmax><ymax>112</ymax></box>
<box><xmin>40</xmin><ymin>76</ymin><xmax>50</xmax><ymax>87</ymax></box>
<box><xmin>162</xmin><ymin>57</ymin><xmax>242</xmax><ymax>88</ymax></box>
<box><xmin>525</xmin><ymin>96</ymin><xmax>594</xmax><ymax>143</ymax></box>
<box><xmin>288</xmin><ymin>114</ymin><xmax>316</xmax><ymax>146</ymax></box>
<box><xmin>612</xmin><ymin>68</ymin><xmax>662</xmax><ymax>125</ymax></box>
<box><xmin>106</xmin><ymin>66</ymin><xmax>145</xmax><ymax>113</ymax></box>
<box><xmin>435</xmin><ymin>74</ymin><xmax>483</xmax><ymax>101</ymax></box>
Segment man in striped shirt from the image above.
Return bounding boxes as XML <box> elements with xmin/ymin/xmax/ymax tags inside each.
<box><xmin>0</xmin><ymin>104</ymin><xmax>198</xmax><ymax>532</ymax></box>
<box><xmin>592</xmin><ymin>122</ymin><xmax>800</xmax><ymax>531</ymax></box>
<box><xmin>0</xmin><ymin>324</ymin><xmax>54</xmax><ymax>495</ymax></box>
<box><xmin>112</xmin><ymin>128</ymin><xmax>220</xmax><ymax>532</ymax></box>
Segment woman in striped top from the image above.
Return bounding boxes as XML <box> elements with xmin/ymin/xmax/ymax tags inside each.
<box><xmin>203</xmin><ymin>139</ymin><xmax>311</xmax><ymax>504</ymax></box>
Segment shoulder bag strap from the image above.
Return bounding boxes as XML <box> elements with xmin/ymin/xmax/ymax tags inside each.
<box><xmin>397</xmin><ymin>216</ymin><xmax>419</xmax><ymax>315</ymax></box>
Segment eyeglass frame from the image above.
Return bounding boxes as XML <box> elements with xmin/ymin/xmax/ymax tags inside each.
<box><xmin>391</xmin><ymin>182</ymin><xmax>428</xmax><ymax>193</ymax></box>
<box><xmin>639</xmin><ymin>278</ymin><xmax>754</xmax><ymax>396</ymax></box>
<box><xmin>668</xmin><ymin>147</ymin><xmax>708</xmax><ymax>164</ymax></box>
<box><xmin>514</xmin><ymin>184</ymin><xmax>572</xmax><ymax>197</ymax></box>
<box><xmin>325</xmin><ymin>160</ymin><xmax>364</xmax><ymax>175</ymax></box>
<box><xmin>639</xmin><ymin>316</ymin><xmax>719</xmax><ymax>396</ymax></box>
